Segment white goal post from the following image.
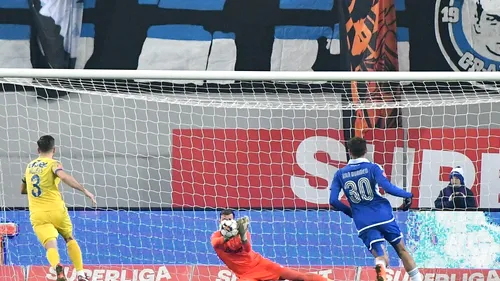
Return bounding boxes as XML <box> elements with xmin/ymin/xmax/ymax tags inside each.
<box><xmin>0</xmin><ymin>68</ymin><xmax>500</xmax><ymax>278</ymax></box>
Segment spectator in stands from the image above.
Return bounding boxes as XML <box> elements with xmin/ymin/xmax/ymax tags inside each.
<box><xmin>434</xmin><ymin>166</ymin><xmax>477</xmax><ymax>210</ymax></box>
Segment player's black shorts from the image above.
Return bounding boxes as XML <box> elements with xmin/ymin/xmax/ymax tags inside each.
<box><xmin>358</xmin><ymin>220</ymin><xmax>403</xmax><ymax>251</ymax></box>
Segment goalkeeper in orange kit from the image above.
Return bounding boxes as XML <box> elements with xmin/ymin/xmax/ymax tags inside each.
<box><xmin>212</xmin><ymin>209</ymin><xmax>334</xmax><ymax>281</ymax></box>
<box><xmin>21</xmin><ymin>135</ymin><xmax>96</xmax><ymax>281</ymax></box>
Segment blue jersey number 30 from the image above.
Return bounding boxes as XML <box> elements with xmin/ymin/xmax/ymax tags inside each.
<box><xmin>344</xmin><ymin>177</ymin><xmax>374</xmax><ymax>203</ymax></box>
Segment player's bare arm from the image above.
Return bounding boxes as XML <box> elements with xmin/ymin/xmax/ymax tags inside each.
<box><xmin>20</xmin><ymin>177</ymin><xmax>27</xmax><ymax>194</ymax></box>
<box><xmin>53</xmin><ymin>163</ymin><xmax>97</xmax><ymax>206</ymax></box>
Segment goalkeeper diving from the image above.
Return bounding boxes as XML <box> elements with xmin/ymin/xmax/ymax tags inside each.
<box><xmin>329</xmin><ymin>137</ymin><xmax>421</xmax><ymax>281</ymax></box>
<box><xmin>21</xmin><ymin>135</ymin><xmax>96</xmax><ymax>281</ymax></box>
<box><xmin>212</xmin><ymin>209</ymin><xmax>334</xmax><ymax>281</ymax></box>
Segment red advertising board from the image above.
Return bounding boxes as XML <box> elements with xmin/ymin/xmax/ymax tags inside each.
<box><xmin>27</xmin><ymin>265</ymin><xmax>191</xmax><ymax>281</ymax></box>
<box><xmin>171</xmin><ymin>129</ymin><xmax>347</xmax><ymax>209</ymax></box>
<box><xmin>191</xmin><ymin>265</ymin><xmax>356</xmax><ymax>281</ymax></box>
<box><xmin>171</xmin><ymin>128</ymin><xmax>500</xmax><ymax>209</ymax></box>
<box><xmin>358</xmin><ymin>267</ymin><xmax>500</xmax><ymax>281</ymax></box>
<box><xmin>0</xmin><ymin>266</ymin><xmax>24</xmax><ymax>281</ymax></box>
<box><xmin>23</xmin><ymin>265</ymin><xmax>500</xmax><ymax>281</ymax></box>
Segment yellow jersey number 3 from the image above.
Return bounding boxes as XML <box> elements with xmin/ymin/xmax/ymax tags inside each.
<box><xmin>31</xmin><ymin>174</ymin><xmax>42</xmax><ymax>197</ymax></box>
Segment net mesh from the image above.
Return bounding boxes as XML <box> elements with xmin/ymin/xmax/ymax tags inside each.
<box><xmin>0</xmin><ymin>72</ymin><xmax>499</xmax><ymax>280</ymax></box>
<box><xmin>1</xmin><ymin>77</ymin><xmax>500</xmax><ymax>109</ymax></box>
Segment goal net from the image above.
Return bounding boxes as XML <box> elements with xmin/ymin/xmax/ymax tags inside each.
<box><xmin>0</xmin><ymin>69</ymin><xmax>499</xmax><ymax>281</ymax></box>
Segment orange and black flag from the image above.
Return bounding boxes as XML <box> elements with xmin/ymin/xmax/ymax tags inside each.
<box><xmin>338</xmin><ymin>0</ymin><xmax>402</xmax><ymax>141</ymax></box>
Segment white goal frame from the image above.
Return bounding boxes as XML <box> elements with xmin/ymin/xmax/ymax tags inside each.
<box><xmin>1</xmin><ymin>68</ymin><xmax>500</xmax><ymax>82</ymax></box>
<box><xmin>3</xmin><ymin>68</ymin><xmax>500</xmax><ymax>111</ymax></box>
<box><xmin>1</xmin><ymin>68</ymin><xmax>500</xmax><ymax>273</ymax></box>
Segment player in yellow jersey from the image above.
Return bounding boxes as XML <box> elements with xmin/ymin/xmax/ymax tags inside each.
<box><xmin>21</xmin><ymin>135</ymin><xmax>96</xmax><ymax>281</ymax></box>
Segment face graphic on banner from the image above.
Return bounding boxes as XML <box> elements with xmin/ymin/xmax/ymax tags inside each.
<box><xmin>470</xmin><ymin>0</ymin><xmax>500</xmax><ymax>58</ymax></box>
<box><xmin>435</xmin><ymin>0</ymin><xmax>500</xmax><ymax>72</ymax></box>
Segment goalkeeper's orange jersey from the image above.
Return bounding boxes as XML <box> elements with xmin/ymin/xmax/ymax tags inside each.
<box><xmin>211</xmin><ymin>231</ymin><xmax>263</xmax><ymax>276</ymax></box>
<box><xmin>24</xmin><ymin>157</ymin><xmax>65</xmax><ymax>213</ymax></box>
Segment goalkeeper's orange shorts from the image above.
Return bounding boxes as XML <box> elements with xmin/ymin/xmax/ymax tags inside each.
<box><xmin>238</xmin><ymin>259</ymin><xmax>283</xmax><ymax>281</ymax></box>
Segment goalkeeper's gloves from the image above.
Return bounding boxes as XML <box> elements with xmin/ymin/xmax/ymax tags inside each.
<box><xmin>236</xmin><ymin>216</ymin><xmax>250</xmax><ymax>242</ymax></box>
<box><xmin>400</xmin><ymin>196</ymin><xmax>413</xmax><ymax>211</ymax></box>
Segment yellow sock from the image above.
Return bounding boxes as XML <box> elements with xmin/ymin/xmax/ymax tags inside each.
<box><xmin>46</xmin><ymin>248</ymin><xmax>60</xmax><ymax>268</ymax></box>
<box><xmin>66</xmin><ymin>240</ymin><xmax>84</xmax><ymax>271</ymax></box>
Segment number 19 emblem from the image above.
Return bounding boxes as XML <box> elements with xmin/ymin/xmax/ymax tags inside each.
<box><xmin>435</xmin><ymin>0</ymin><xmax>500</xmax><ymax>73</ymax></box>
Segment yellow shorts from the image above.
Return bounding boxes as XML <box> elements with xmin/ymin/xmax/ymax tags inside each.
<box><xmin>30</xmin><ymin>208</ymin><xmax>73</xmax><ymax>245</ymax></box>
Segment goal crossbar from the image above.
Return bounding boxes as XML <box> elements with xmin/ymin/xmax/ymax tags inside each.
<box><xmin>1</xmin><ymin>68</ymin><xmax>500</xmax><ymax>111</ymax></box>
<box><xmin>1</xmin><ymin>68</ymin><xmax>500</xmax><ymax>81</ymax></box>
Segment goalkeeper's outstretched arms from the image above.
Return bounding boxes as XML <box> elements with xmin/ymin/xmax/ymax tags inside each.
<box><xmin>329</xmin><ymin>171</ymin><xmax>353</xmax><ymax>217</ymax></box>
<box><xmin>210</xmin><ymin>217</ymin><xmax>250</xmax><ymax>252</ymax></box>
<box><xmin>211</xmin><ymin>209</ymin><xmax>251</xmax><ymax>252</ymax></box>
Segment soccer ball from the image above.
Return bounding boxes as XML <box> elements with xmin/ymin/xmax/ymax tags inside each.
<box><xmin>220</xmin><ymin>219</ymin><xmax>238</xmax><ymax>238</ymax></box>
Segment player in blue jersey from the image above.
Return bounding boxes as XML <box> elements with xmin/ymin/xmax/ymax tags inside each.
<box><xmin>329</xmin><ymin>137</ymin><xmax>421</xmax><ymax>281</ymax></box>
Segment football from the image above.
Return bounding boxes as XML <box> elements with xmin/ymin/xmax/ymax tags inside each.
<box><xmin>220</xmin><ymin>219</ymin><xmax>238</xmax><ymax>238</ymax></box>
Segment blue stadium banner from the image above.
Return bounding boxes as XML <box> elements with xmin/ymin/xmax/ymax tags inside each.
<box><xmin>0</xmin><ymin>0</ymin><xmax>496</xmax><ymax>73</ymax></box>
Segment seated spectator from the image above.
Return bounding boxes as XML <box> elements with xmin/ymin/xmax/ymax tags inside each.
<box><xmin>434</xmin><ymin>166</ymin><xmax>477</xmax><ymax>210</ymax></box>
